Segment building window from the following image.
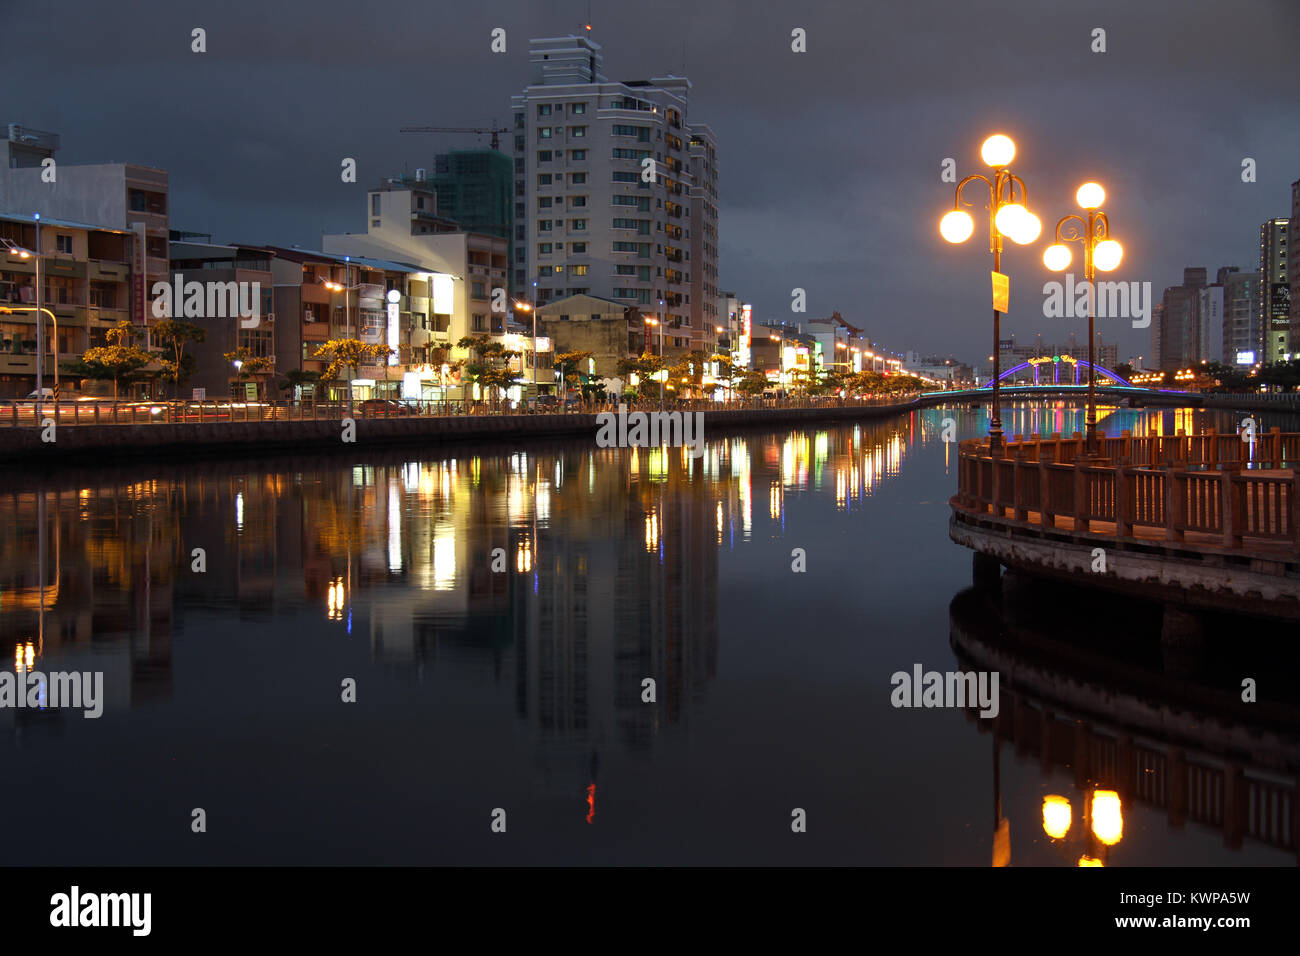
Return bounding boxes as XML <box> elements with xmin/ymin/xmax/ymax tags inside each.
<box><xmin>571</xmin><ymin>219</ymin><xmax>587</xmax><ymax>231</ymax></box>
<box><xmin>539</xmin><ymin>128</ymin><xmax>551</xmax><ymax>139</ymax></box>
<box><xmin>539</xmin><ymin>220</ymin><xmax>552</xmax><ymax>232</ymax></box>
<box><xmin>538</xmin><ymin>150</ymin><xmax>552</xmax><ymax>162</ymax></box>
<box><xmin>570</xmin><ymin>242</ymin><xmax>587</xmax><ymax>253</ymax></box>
<box><xmin>570</xmin><ymin>172</ymin><xmax>587</xmax><ymax>184</ymax></box>
<box><xmin>472</xmin><ymin>282</ymin><xmax>486</xmax><ymax>299</ymax></box>
<box><xmin>571</xmin><ymin>265</ymin><xmax>588</xmax><ymax>276</ymax></box>
<box><xmin>539</xmin><ymin>197</ymin><xmax>552</xmax><ymax>208</ymax></box>
<box><xmin>612</xmin><ymin>171</ymin><xmax>637</xmax><ymax>183</ymax></box>
<box><xmin>538</xmin><ymin>104</ymin><xmax>552</xmax><ymax>116</ymax></box>
<box><xmin>538</xmin><ymin>173</ymin><xmax>552</xmax><ymax>185</ymax></box>
<box><xmin>55</xmin><ymin>234</ymin><xmax>73</xmax><ymax>254</ymax></box>
<box><xmin>570</xmin><ymin>196</ymin><xmax>586</xmax><ymax>208</ymax></box>
<box><xmin>538</xmin><ymin>243</ymin><xmax>552</xmax><ymax>255</ymax></box>
<box><xmin>571</xmin><ymin>126</ymin><xmax>586</xmax><ymax>137</ymax></box>
<box><xmin>570</xmin><ymin>149</ymin><xmax>586</xmax><ymax>160</ymax></box>
<box><xmin>572</xmin><ymin>102</ymin><xmax>586</xmax><ymax>114</ymax></box>
<box><xmin>372</xmin><ymin>219</ymin><xmax>380</xmax><ymax>227</ymax></box>
<box><xmin>371</xmin><ymin>195</ymin><xmax>381</xmax><ymax>215</ymax></box>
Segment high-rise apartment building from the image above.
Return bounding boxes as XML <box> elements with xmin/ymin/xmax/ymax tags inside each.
<box><xmin>1289</xmin><ymin>179</ymin><xmax>1300</xmax><ymax>356</ymax></box>
<box><xmin>510</xmin><ymin>35</ymin><xmax>719</xmax><ymax>358</ymax></box>
<box><xmin>429</xmin><ymin>150</ymin><xmax>513</xmax><ymax>245</ymax></box>
<box><xmin>1219</xmin><ymin>266</ymin><xmax>1264</xmax><ymax>365</ymax></box>
<box><xmin>1260</xmin><ymin>217</ymin><xmax>1290</xmax><ymax>363</ymax></box>
<box><xmin>1154</xmin><ymin>268</ymin><xmax>1209</xmax><ymax>371</ymax></box>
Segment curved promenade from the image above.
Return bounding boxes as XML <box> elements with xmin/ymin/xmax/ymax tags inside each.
<box><xmin>950</xmin><ymin>429</ymin><xmax>1300</xmax><ymax>621</ymax></box>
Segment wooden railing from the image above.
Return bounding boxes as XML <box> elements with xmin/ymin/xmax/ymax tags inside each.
<box><xmin>955</xmin><ymin>429</ymin><xmax>1300</xmax><ymax>553</ymax></box>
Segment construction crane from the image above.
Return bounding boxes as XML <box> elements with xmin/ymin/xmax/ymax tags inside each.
<box><xmin>399</xmin><ymin>125</ymin><xmax>511</xmax><ymax>150</ymax></box>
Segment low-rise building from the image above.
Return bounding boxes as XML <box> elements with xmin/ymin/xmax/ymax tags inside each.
<box><xmin>0</xmin><ymin>212</ymin><xmax>134</xmax><ymax>397</ymax></box>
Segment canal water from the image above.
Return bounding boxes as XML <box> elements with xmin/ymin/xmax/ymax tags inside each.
<box><xmin>2</xmin><ymin>401</ymin><xmax>1297</xmax><ymax>865</ymax></box>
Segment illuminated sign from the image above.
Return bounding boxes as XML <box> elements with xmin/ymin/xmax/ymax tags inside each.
<box><xmin>432</xmin><ymin>274</ymin><xmax>454</xmax><ymax>315</ymax></box>
<box><xmin>1236</xmin><ymin>350</ymin><xmax>1256</xmax><ymax>365</ymax></box>
<box><xmin>387</xmin><ymin>302</ymin><xmax>400</xmax><ymax>365</ymax></box>
<box><xmin>739</xmin><ymin>304</ymin><xmax>752</xmax><ymax>369</ymax></box>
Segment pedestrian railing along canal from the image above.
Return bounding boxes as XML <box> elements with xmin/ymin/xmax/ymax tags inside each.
<box><xmin>954</xmin><ymin>430</ymin><xmax>1300</xmax><ymax>554</ymax></box>
<box><xmin>0</xmin><ymin>393</ymin><xmax>918</xmax><ymax>427</ymax></box>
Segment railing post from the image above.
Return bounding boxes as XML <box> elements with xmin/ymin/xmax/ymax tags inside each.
<box><xmin>1221</xmin><ymin>464</ymin><xmax>1243</xmax><ymax>548</ymax></box>
<box><xmin>1013</xmin><ymin>447</ymin><xmax>1024</xmax><ymax>522</ymax></box>
<box><xmin>1121</xmin><ymin>429</ymin><xmax>1132</xmax><ymax>463</ymax></box>
<box><xmin>1039</xmin><ymin>455</ymin><xmax>1053</xmax><ymax>529</ymax></box>
<box><xmin>1165</xmin><ymin>464</ymin><xmax>1185</xmax><ymax>542</ymax></box>
<box><xmin>1205</xmin><ymin>428</ymin><xmax>1217</xmax><ymax>469</ymax></box>
<box><xmin>1115</xmin><ymin>460</ymin><xmax>1132</xmax><ymax>538</ymax></box>
<box><xmin>1270</xmin><ymin>427</ymin><xmax>1282</xmax><ymax>468</ymax></box>
<box><xmin>1292</xmin><ymin>466</ymin><xmax>1300</xmax><ymax>550</ymax></box>
<box><xmin>990</xmin><ymin>442</ymin><xmax>1001</xmax><ymax>518</ymax></box>
<box><xmin>1073</xmin><ymin>459</ymin><xmax>1088</xmax><ymax>531</ymax></box>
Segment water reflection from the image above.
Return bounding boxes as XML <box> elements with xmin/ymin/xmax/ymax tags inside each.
<box><xmin>951</xmin><ymin>582</ymin><xmax>1300</xmax><ymax>865</ymax></box>
<box><xmin>2</xmin><ymin>401</ymin><xmax>1296</xmax><ymax>863</ymax></box>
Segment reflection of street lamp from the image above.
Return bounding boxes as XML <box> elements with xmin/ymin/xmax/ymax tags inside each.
<box><xmin>1040</xmin><ymin>788</ymin><xmax>1125</xmax><ymax>866</ymax></box>
<box><xmin>1043</xmin><ymin>182</ymin><xmax>1124</xmax><ymax>454</ymax></box>
<box><xmin>939</xmin><ymin>134</ymin><xmax>1042</xmax><ymax>454</ymax></box>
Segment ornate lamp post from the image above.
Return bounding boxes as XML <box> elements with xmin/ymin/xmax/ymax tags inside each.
<box><xmin>1043</xmin><ymin>182</ymin><xmax>1124</xmax><ymax>454</ymax></box>
<box><xmin>939</xmin><ymin>134</ymin><xmax>1042</xmax><ymax>455</ymax></box>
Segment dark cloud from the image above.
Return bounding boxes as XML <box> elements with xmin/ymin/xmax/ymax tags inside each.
<box><xmin>4</xmin><ymin>0</ymin><xmax>1297</xmax><ymax>362</ymax></box>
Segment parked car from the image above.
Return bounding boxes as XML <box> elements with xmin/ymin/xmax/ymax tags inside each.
<box><xmin>359</xmin><ymin>398</ymin><xmax>414</xmax><ymax>417</ymax></box>
<box><xmin>527</xmin><ymin>395</ymin><xmax>560</xmax><ymax>412</ymax></box>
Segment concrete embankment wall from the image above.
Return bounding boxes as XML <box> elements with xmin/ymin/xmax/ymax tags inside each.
<box><xmin>0</xmin><ymin>400</ymin><xmax>922</xmax><ymax>465</ymax></box>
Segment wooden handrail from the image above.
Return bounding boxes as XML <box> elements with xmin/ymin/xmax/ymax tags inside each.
<box><xmin>955</xmin><ymin>430</ymin><xmax>1300</xmax><ymax>554</ymax></box>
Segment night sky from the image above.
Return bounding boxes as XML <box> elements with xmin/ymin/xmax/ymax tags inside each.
<box><xmin>5</xmin><ymin>0</ymin><xmax>1298</xmax><ymax>364</ymax></box>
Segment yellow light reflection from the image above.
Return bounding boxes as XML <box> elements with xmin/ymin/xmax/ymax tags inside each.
<box><xmin>1042</xmin><ymin>795</ymin><xmax>1072</xmax><ymax>840</ymax></box>
<box><xmin>1091</xmin><ymin>790</ymin><xmax>1123</xmax><ymax>846</ymax></box>
<box><xmin>326</xmin><ymin>577</ymin><xmax>345</xmax><ymax>620</ymax></box>
<box><xmin>1077</xmin><ymin>855</ymin><xmax>1104</xmax><ymax>867</ymax></box>
<box><xmin>644</xmin><ymin>512</ymin><xmax>659</xmax><ymax>552</ymax></box>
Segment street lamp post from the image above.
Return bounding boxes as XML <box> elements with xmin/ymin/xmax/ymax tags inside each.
<box><xmin>939</xmin><ymin>134</ymin><xmax>1043</xmax><ymax>455</ymax></box>
<box><xmin>1042</xmin><ymin>182</ymin><xmax>1124</xmax><ymax>455</ymax></box>
<box><xmin>3</xmin><ymin>232</ymin><xmax>60</xmax><ymax>406</ymax></box>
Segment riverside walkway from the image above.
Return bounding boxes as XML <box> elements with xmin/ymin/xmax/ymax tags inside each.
<box><xmin>950</xmin><ymin>429</ymin><xmax>1300</xmax><ymax>621</ymax></box>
